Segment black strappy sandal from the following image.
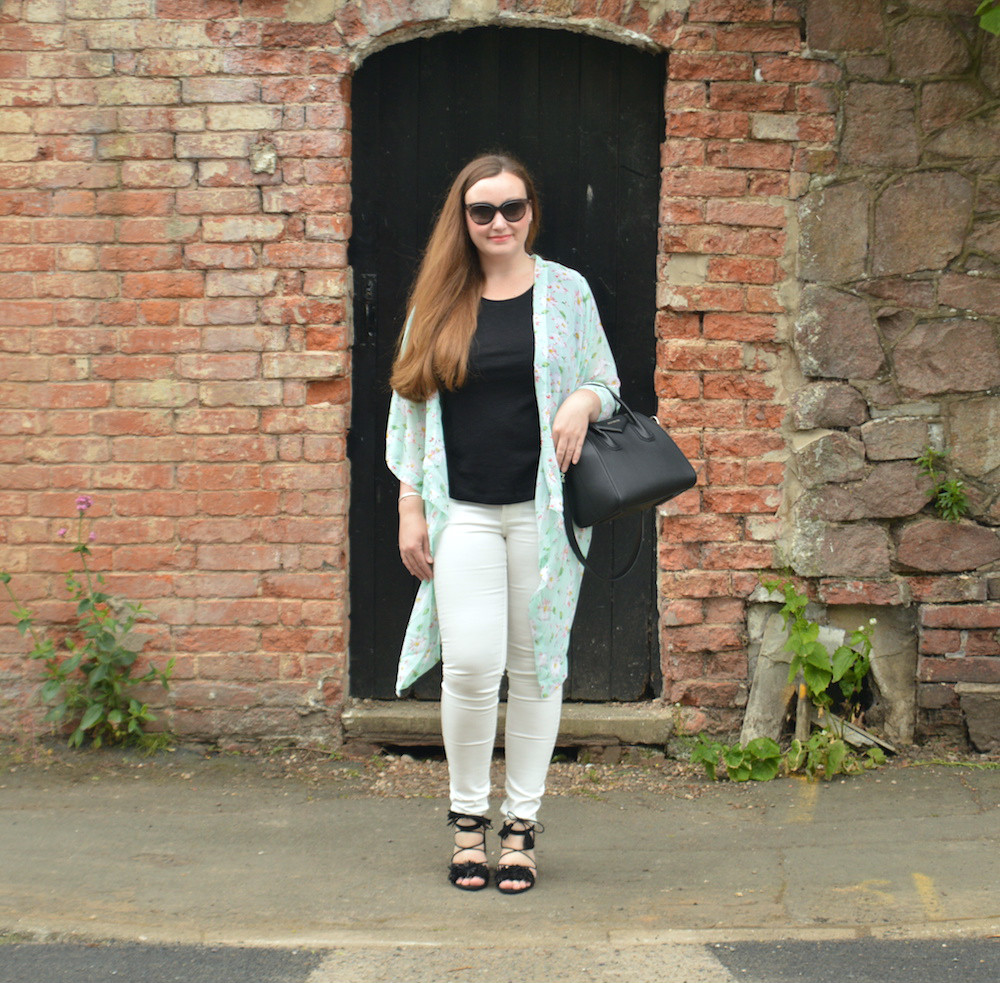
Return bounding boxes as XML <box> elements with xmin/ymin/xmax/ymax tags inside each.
<box><xmin>496</xmin><ymin>816</ymin><xmax>543</xmax><ymax>895</ymax></box>
<box><xmin>446</xmin><ymin>811</ymin><xmax>492</xmax><ymax>891</ymax></box>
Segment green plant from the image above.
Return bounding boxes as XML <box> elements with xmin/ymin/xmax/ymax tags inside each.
<box><xmin>0</xmin><ymin>496</ymin><xmax>173</xmax><ymax>749</ymax></box>
<box><xmin>917</xmin><ymin>446</ymin><xmax>969</xmax><ymax>523</ymax></box>
<box><xmin>978</xmin><ymin>0</ymin><xmax>1000</xmax><ymax>35</ymax></box>
<box><xmin>762</xmin><ymin>578</ymin><xmax>874</xmax><ymax>718</ymax></box>
<box><xmin>690</xmin><ymin>734</ymin><xmax>782</xmax><ymax>782</ymax></box>
<box><xmin>690</xmin><ymin>730</ymin><xmax>885</xmax><ymax>783</ymax></box>
<box><xmin>786</xmin><ymin>730</ymin><xmax>885</xmax><ymax>780</ymax></box>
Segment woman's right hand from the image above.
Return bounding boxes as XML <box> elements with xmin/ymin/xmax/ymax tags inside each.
<box><xmin>399</xmin><ymin>501</ymin><xmax>433</xmax><ymax>580</ymax></box>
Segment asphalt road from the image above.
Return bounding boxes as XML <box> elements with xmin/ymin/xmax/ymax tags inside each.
<box><xmin>2</xmin><ymin>938</ymin><xmax>999</xmax><ymax>983</ymax></box>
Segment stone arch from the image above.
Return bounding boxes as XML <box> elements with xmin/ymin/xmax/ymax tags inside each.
<box><xmin>284</xmin><ymin>0</ymin><xmax>680</xmax><ymax>63</ymax></box>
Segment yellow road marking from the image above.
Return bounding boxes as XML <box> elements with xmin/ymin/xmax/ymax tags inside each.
<box><xmin>831</xmin><ymin>879</ymin><xmax>897</xmax><ymax>905</ymax></box>
<box><xmin>787</xmin><ymin>775</ymin><xmax>819</xmax><ymax>823</ymax></box>
<box><xmin>913</xmin><ymin>872</ymin><xmax>945</xmax><ymax>920</ymax></box>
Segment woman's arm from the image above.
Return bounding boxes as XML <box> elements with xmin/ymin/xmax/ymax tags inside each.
<box><xmin>398</xmin><ymin>482</ymin><xmax>433</xmax><ymax>580</ymax></box>
<box><xmin>551</xmin><ymin>388</ymin><xmax>602</xmax><ymax>473</ymax></box>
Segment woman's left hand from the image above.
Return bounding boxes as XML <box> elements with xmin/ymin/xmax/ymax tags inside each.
<box><xmin>552</xmin><ymin>388</ymin><xmax>601</xmax><ymax>473</ymax></box>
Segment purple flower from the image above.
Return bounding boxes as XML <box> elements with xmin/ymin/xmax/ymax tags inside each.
<box><xmin>58</xmin><ymin>528</ymin><xmax>68</xmax><ymax>538</ymax></box>
<box><xmin>75</xmin><ymin>495</ymin><xmax>93</xmax><ymax>513</ymax></box>
<box><xmin>88</xmin><ymin>531</ymin><xmax>96</xmax><ymax>542</ymax></box>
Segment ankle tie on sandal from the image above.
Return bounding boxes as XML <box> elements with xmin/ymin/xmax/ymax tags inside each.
<box><xmin>446</xmin><ymin>812</ymin><xmax>492</xmax><ymax>892</ymax></box>
<box><xmin>496</xmin><ymin>815</ymin><xmax>543</xmax><ymax>895</ymax></box>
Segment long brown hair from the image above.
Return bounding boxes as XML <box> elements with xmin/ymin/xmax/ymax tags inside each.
<box><xmin>389</xmin><ymin>153</ymin><xmax>540</xmax><ymax>402</ymax></box>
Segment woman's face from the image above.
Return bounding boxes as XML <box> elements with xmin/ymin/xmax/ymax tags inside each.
<box><xmin>463</xmin><ymin>171</ymin><xmax>533</xmax><ymax>261</ymax></box>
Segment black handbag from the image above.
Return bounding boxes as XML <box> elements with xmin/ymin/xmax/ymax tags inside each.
<box><xmin>563</xmin><ymin>391</ymin><xmax>697</xmax><ymax>580</ymax></box>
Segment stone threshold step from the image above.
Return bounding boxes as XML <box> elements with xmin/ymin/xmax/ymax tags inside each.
<box><xmin>342</xmin><ymin>700</ymin><xmax>680</xmax><ymax>748</ymax></box>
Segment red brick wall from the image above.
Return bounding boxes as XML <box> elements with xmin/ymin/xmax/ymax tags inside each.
<box><xmin>1</xmin><ymin>0</ymin><xmax>996</xmax><ymax>746</ymax></box>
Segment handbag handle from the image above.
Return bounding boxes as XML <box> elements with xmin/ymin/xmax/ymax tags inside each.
<box><xmin>585</xmin><ymin>382</ymin><xmax>657</xmax><ymax>442</ymax></box>
<box><xmin>563</xmin><ymin>479</ymin><xmax>645</xmax><ymax>581</ymax></box>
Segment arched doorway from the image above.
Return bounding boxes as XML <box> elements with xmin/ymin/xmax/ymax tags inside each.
<box><xmin>348</xmin><ymin>27</ymin><xmax>666</xmax><ymax>700</ymax></box>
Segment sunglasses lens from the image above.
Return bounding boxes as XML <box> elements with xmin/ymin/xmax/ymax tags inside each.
<box><xmin>467</xmin><ymin>204</ymin><xmax>496</xmax><ymax>225</ymax></box>
<box><xmin>500</xmin><ymin>200</ymin><xmax>527</xmax><ymax>222</ymax></box>
<box><xmin>466</xmin><ymin>200</ymin><xmax>529</xmax><ymax>225</ymax></box>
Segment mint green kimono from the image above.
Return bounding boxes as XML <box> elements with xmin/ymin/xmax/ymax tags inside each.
<box><xmin>385</xmin><ymin>256</ymin><xmax>621</xmax><ymax>698</ymax></box>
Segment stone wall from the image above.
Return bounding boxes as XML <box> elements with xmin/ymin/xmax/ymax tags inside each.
<box><xmin>783</xmin><ymin>0</ymin><xmax>1000</xmax><ymax>745</ymax></box>
<box><xmin>0</xmin><ymin>0</ymin><xmax>996</xmax><ymax>748</ymax></box>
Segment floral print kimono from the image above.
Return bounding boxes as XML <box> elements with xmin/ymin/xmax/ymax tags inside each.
<box><xmin>385</xmin><ymin>256</ymin><xmax>621</xmax><ymax>698</ymax></box>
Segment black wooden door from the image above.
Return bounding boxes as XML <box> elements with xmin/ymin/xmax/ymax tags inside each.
<box><xmin>348</xmin><ymin>28</ymin><xmax>665</xmax><ymax>701</ymax></box>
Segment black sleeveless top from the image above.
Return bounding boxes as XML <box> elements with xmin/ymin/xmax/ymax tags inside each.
<box><xmin>439</xmin><ymin>287</ymin><xmax>541</xmax><ymax>504</ymax></box>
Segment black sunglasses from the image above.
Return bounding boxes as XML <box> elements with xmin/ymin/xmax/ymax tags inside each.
<box><xmin>465</xmin><ymin>198</ymin><xmax>530</xmax><ymax>225</ymax></box>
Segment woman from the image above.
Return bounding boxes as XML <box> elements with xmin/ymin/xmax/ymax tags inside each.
<box><xmin>385</xmin><ymin>153</ymin><xmax>620</xmax><ymax>894</ymax></box>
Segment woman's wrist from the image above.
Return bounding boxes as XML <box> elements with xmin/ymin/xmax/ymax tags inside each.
<box><xmin>398</xmin><ymin>491</ymin><xmax>424</xmax><ymax>514</ymax></box>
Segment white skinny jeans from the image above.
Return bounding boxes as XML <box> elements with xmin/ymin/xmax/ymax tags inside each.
<box><xmin>434</xmin><ymin>499</ymin><xmax>563</xmax><ymax>821</ymax></box>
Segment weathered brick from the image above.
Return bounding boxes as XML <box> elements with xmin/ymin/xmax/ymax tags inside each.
<box><xmin>99</xmin><ymin>245</ymin><xmax>182</xmax><ymax>271</ymax></box>
<box><xmin>182</xmin><ymin>76</ymin><xmax>260</xmax><ymax>104</ymax></box>
<box><xmin>133</xmin><ymin>49</ymin><xmax>225</xmax><ymax>77</ymax></box>
<box><xmin>689</xmin><ymin>0</ymin><xmax>774</xmax><ymax>23</ymax></box>
<box><xmin>96</xmin><ymin>78</ymin><xmax>180</xmax><ymax>106</ymax></box>
<box><xmin>261</xmin><ymin>241</ymin><xmax>346</xmax><ymax>268</ymax></box>
<box><xmin>659</xmin><ymin>281</ymin><xmax>745</xmax><ymax>312</ymax></box>
<box><xmin>184</xmin><ymin>243</ymin><xmax>256</xmax><ymax>269</ymax></box>
<box><xmin>206</xmin><ymin>105</ymin><xmax>282</xmax><ymax>130</ymax></box>
<box><xmin>95</xmin><ymin>190</ymin><xmax>173</xmax><ymax>215</ymax></box>
<box><xmin>52</xmin><ymin>190</ymin><xmax>96</xmax><ymax>216</ymax></box>
<box><xmin>270</xmin><ymin>130</ymin><xmax>348</xmax><ymax>158</ymax></box>
<box><xmin>668</xmin><ymin>110</ymin><xmax>750</xmax><ymax>139</ymax></box>
<box><xmin>0</xmin><ymin>273</ymin><xmax>35</xmax><ymax>297</ymax></box>
<box><xmin>304</xmin><ymin>215</ymin><xmax>350</xmax><ymax>241</ymax></box>
<box><xmin>176</xmin><ymin>188</ymin><xmax>260</xmax><ymax>215</ymax></box>
<box><xmin>0</xmin><ymin>245</ymin><xmax>53</xmax><ymax>271</ymax></box>
<box><xmin>199</xmin><ymin>381</ymin><xmax>283</xmax><ymax>406</ymax></box>
<box><xmin>706</xmin><ymin>200</ymin><xmax>786</xmax><ymax>228</ymax></box>
<box><xmin>119</xmin><ymin>217</ymin><xmax>200</xmax><ymax>242</ymax></box>
<box><xmin>669</xmin><ymin>52</ymin><xmax>755</xmax><ymax>80</ymax></box>
<box><xmin>205</xmin><ymin>270</ymin><xmax>278</xmax><ymax>297</ymax></box>
<box><xmin>174</xmin><ymin>407</ymin><xmax>258</xmax><ymax>434</ymax></box>
<box><xmin>260</xmin><ymin>297</ymin><xmax>345</xmax><ymax>325</ymax></box>
<box><xmin>67</xmin><ymin>0</ymin><xmax>154</xmax><ymax>15</ymax></box>
<box><xmin>36</xmin><ymin>272</ymin><xmax>118</xmax><ymax>298</ymax></box>
<box><xmin>36</xmin><ymin>219</ymin><xmax>115</xmax><ymax>242</ymax></box>
<box><xmin>262</xmin><ymin>352</ymin><xmax>346</xmax><ymax>379</ymax></box>
<box><xmin>118</xmin><ymin>107</ymin><xmax>205</xmax><ymax>133</ymax></box>
<box><xmin>0</xmin><ymin>81</ymin><xmax>54</xmax><ymax>108</ymax></box>
<box><xmin>174</xmin><ymin>353</ymin><xmax>259</xmax><ymax>381</ymax></box>
<box><xmin>115</xmin><ymin>380</ymin><xmax>198</xmax><ymax>407</ymax></box>
<box><xmin>184</xmin><ymin>298</ymin><xmax>257</xmax><ymax>325</ymax></box>
<box><xmin>122</xmin><ymin>271</ymin><xmax>204</xmax><ymax>298</ymax></box>
<box><xmin>261</xmin><ymin>185</ymin><xmax>348</xmax><ymax>213</ymax></box>
<box><xmin>176</xmin><ymin>131</ymin><xmax>255</xmax><ymax>159</ymax></box>
<box><xmin>159</xmin><ymin>0</ymin><xmax>240</xmax><ymax>17</ymax></box>
<box><xmin>708</xmin><ymin>256</ymin><xmax>780</xmax><ymax>284</ymax></box>
<box><xmin>121</xmin><ymin>160</ymin><xmax>195</xmax><ymax>188</ymax></box>
<box><xmin>96</xmin><ymin>133</ymin><xmax>174</xmax><ymax>160</ymax></box>
<box><xmin>919</xmin><ymin>657</ymin><xmax>1000</xmax><ymax>684</ymax></box>
<box><xmin>663</xmin><ymin>167</ymin><xmax>747</xmax><ymax>197</ymax></box>
<box><xmin>202</xmin><ymin>215</ymin><xmax>285</xmax><ymax>241</ymax></box>
<box><xmin>0</xmin><ymin>111</ymin><xmax>34</xmax><ymax>135</ymax></box>
<box><xmin>302</xmin><ymin>270</ymin><xmax>348</xmax><ymax>297</ymax></box>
